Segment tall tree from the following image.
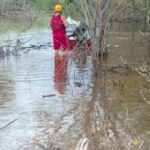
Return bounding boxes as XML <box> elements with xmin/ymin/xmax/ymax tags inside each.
<box><xmin>72</xmin><ymin>0</ymin><xmax>119</xmax><ymax>57</ymax></box>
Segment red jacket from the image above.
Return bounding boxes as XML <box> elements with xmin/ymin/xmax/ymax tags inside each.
<box><xmin>50</xmin><ymin>15</ymin><xmax>66</xmax><ymax>33</ymax></box>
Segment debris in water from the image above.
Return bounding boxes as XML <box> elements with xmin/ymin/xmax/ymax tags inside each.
<box><xmin>42</xmin><ymin>94</ymin><xmax>56</xmax><ymax>98</ymax></box>
<box><xmin>0</xmin><ymin>119</ymin><xmax>17</xmax><ymax>131</ymax></box>
<box><xmin>74</xmin><ymin>82</ymin><xmax>83</xmax><ymax>87</ymax></box>
<box><xmin>75</xmin><ymin>138</ymin><xmax>89</xmax><ymax>150</ymax></box>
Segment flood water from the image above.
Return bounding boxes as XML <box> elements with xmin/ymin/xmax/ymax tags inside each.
<box><xmin>0</xmin><ymin>29</ymin><xmax>150</xmax><ymax>150</ymax></box>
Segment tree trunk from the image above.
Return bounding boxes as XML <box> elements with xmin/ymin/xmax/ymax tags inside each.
<box><xmin>144</xmin><ymin>0</ymin><xmax>148</xmax><ymax>32</ymax></box>
<box><xmin>73</xmin><ymin>0</ymin><xmax>112</xmax><ymax>57</ymax></box>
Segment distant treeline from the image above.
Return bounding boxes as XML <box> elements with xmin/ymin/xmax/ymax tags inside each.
<box><xmin>110</xmin><ymin>0</ymin><xmax>150</xmax><ymax>31</ymax></box>
<box><xmin>0</xmin><ymin>0</ymin><xmax>73</xmax><ymax>10</ymax></box>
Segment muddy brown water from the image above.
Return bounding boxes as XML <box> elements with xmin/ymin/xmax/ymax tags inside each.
<box><xmin>0</xmin><ymin>29</ymin><xmax>150</xmax><ymax>150</ymax></box>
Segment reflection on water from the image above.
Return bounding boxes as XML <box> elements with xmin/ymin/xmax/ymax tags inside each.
<box><xmin>0</xmin><ymin>30</ymin><xmax>149</xmax><ymax>150</ymax></box>
<box><xmin>54</xmin><ymin>54</ymin><xmax>68</xmax><ymax>95</ymax></box>
<box><xmin>0</xmin><ymin>75</ymin><xmax>15</xmax><ymax>106</ymax></box>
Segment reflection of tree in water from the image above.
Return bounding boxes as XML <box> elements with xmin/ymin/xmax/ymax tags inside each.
<box><xmin>0</xmin><ymin>75</ymin><xmax>15</xmax><ymax>106</ymax></box>
<box><xmin>70</xmin><ymin>62</ymin><xmax>127</xmax><ymax>149</ymax></box>
<box><xmin>73</xmin><ymin>50</ymin><xmax>91</xmax><ymax>72</ymax></box>
<box><xmin>75</xmin><ymin>54</ymin><xmax>87</xmax><ymax>71</ymax></box>
<box><xmin>72</xmin><ymin>62</ymin><xmax>146</xmax><ymax>150</ymax></box>
<box><xmin>23</xmin><ymin>58</ymin><xmax>148</xmax><ymax>150</ymax></box>
<box><xmin>54</xmin><ymin>54</ymin><xmax>69</xmax><ymax>95</ymax></box>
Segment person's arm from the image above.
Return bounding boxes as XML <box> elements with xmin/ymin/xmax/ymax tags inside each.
<box><xmin>61</xmin><ymin>16</ymin><xmax>68</xmax><ymax>28</ymax></box>
<box><xmin>50</xmin><ymin>17</ymin><xmax>52</xmax><ymax>27</ymax></box>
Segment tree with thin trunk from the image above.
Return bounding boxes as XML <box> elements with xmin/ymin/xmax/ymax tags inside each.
<box><xmin>72</xmin><ymin>0</ymin><xmax>124</xmax><ymax>57</ymax></box>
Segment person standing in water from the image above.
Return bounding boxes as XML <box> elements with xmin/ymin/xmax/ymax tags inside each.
<box><xmin>50</xmin><ymin>5</ymin><xmax>68</xmax><ymax>54</ymax></box>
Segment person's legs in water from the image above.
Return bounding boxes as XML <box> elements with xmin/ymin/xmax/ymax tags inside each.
<box><xmin>53</xmin><ymin>32</ymin><xmax>68</xmax><ymax>55</ymax></box>
<box><xmin>60</xmin><ymin>34</ymin><xmax>68</xmax><ymax>55</ymax></box>
<box><xmin>53</xmin><ymin>35</ymin><xmax>61</xmax><ymax>54</ymax></box>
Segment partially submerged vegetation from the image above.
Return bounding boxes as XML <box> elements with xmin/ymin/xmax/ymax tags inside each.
<box><xmin>0</xmin><ymin>0</ymin><xmax>149</xmax><ymax>79</ymax></box>
<box><xmin>0</xmin><ymin>0</ymin><xmax>149</xmax><ymax>83</ymax></box>
<box><xmin>0</xmin><ymin>1</ymin><xmax>150</xmax><ymax>149</ymax></box>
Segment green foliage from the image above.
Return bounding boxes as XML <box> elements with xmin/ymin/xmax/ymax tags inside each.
<box><xmin>30</xmin><ymin>0</ymin><xmax>74</xmax><ymax>11</ymax></box>
<box><xmin>143</xmin><ymin>7</ymin><xmax>150</xmax><ymax>15</ymax></box>
<box><xmin>31</xmin><ymin>0</ymin><xmax>51</xmax><ymax>9</ymax></box>
<box><xmin>131</xmin><ymin>139</ymin><xmax>139</xmax><ymax>145</ymax></box>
